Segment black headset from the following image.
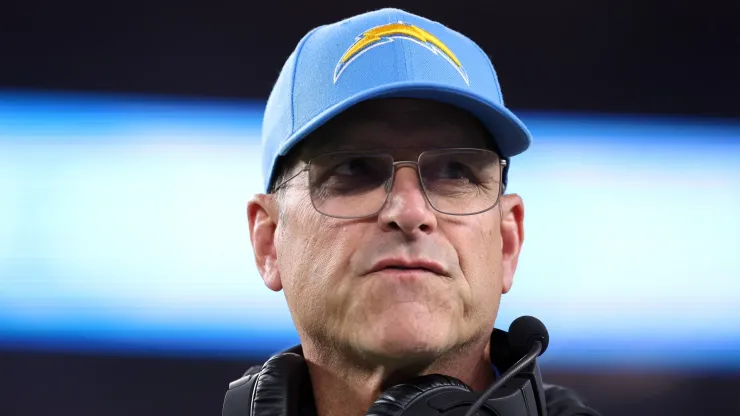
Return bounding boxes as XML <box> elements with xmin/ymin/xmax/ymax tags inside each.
<box><xmin>222</xmin><ymin>317</ymin><xmax>599</xmax><ymax>416</ymax></box>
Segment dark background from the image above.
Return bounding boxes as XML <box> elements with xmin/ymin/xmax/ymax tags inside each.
<box><xmin>2</xmin><ymin>1</ymin><xmax>739</xmax><ymax>415</ymax></box>
<box><xmin>3</xmin><ymin>0</ymin><xmax>740</xmax><ymax>118</ymax></box>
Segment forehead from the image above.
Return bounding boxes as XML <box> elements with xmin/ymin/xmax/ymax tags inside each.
<box><xmin>301</xmin><ymin>98</ymin><xmax>492</xmax><ymax>155</ymax></box>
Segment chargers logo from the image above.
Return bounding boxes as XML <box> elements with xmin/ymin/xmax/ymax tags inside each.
<box><xmin>334</xmin><ymin>22</ymin><xmax>469</xmax><ymax>86</ymax></box>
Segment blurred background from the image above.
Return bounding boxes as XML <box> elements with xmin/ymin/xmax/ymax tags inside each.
<box><xmin>1</xmin><ymin>1</ymin><xmax>739</xmax><ymax>415</ymax></box>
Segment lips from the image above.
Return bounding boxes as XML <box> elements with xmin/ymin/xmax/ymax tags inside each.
<box><xmin>368</xmin><ymin>258</ymin><xmax>448</xmax><ymax>277</ymax></box>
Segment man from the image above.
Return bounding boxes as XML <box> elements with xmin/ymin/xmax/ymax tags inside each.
<box><xmin>234</xmin><ymin>8</ymin><xmax>600</xmax><ymax>416</ymax></box>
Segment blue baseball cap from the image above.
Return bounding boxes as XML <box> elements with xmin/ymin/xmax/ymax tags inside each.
<box><xmin>261</xmin><ymin>8</ymin><xmax>532</xmax><ymax>193</ymax></box>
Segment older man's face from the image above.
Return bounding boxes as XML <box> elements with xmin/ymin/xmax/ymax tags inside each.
<box><xmin>249</xmin><ymin>98</ymin><xmax>524</xmax><ymax>366</ymax></box>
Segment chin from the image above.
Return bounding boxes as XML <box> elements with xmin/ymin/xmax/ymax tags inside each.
<box><xmin>353</xmin><ymin>312</ymin><xmax>455</xmax><ymax>364</ymax></box>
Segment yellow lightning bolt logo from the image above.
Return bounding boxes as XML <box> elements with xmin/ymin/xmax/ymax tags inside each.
<box><xmin>333</xmin><ymin>22</ymin><xmax>469</xmax><ymax>85</ymax></box>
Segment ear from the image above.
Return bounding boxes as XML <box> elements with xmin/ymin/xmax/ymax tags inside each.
<box><xmin>247</xmin><ymin>194</ymin><xmax>282</xmax><ymax>292</ymax></box>
<box><xmin>499</xmin><ymin>194</ymin><xmax>524</xmax><ymax>294</ymax></box>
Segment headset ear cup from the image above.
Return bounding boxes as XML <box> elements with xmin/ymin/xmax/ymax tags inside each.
<box><xmin>252</xmin><ymin>352</ymin><xmax>309</xmax><ymax>416</ymax></box>
<box><xmin>366</xmin><ymin>374</ymin><xmax>472</xmax><ymax>416</ymax></box>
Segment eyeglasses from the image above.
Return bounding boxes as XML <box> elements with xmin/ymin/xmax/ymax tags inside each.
<box><xmin>272</xmin><ymin>148</ymin><xmax>506</xmax><ymax>219</ymax></box>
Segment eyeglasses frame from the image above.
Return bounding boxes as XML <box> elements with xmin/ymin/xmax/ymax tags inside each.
<box><xmin>271</xmin><ymin>147</ymin><xmax>508</xmax><ymax>219</ymax></box>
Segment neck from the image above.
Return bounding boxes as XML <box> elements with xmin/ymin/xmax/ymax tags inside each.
<box><xmin>302</xmin><ymin>338</ymin><xmax>494</xmax><ymax>416</ymax></box>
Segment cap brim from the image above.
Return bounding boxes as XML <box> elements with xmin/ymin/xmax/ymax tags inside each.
<box><xmin>278</xmin><ymin>80</ymin><xmax>532</xmax><ymax>159</ymax></box>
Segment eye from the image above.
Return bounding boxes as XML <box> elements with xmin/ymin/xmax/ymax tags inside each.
<box><xmin>333</xmin><ymin>158</ymin><xmax>370</xmax><ymax>176</ymax></box>
<box><xmin>438</xmin><ymin>161</ymin><xmax>471</xmax><ymax>180</ymax></box>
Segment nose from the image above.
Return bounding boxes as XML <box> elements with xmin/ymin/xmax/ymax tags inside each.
<box><xmin>377</xmin><ymin>165</ymin><xmax>438</xmax><ymax>236</ymax></box>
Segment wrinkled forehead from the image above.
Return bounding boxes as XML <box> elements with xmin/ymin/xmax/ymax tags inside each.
<box><xmin>300</xmin><ymin>98</ymin><xmax>493</xmax><ymax>157</ymax></box>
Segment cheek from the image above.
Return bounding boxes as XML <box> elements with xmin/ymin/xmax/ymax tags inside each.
<box><xmin>453</xmin><ymin>216</ymin><xmax>503</xmax><ymax>299</ymax></box>
<box><xmin>276</xmin><ymin>209</ymin><xmax>356</xmax><ymax>317</ymax></box>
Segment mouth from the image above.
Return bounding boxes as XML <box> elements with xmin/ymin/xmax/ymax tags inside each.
<box><xmin>368</xmin><ymin>259</ymin><xmax>448</xmax><ymax>277</ymax></box>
